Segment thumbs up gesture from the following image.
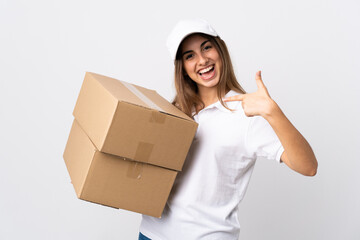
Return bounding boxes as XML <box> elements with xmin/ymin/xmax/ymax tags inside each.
<box><xmin>224</xmin><ymin>71</ymin><xmax>278</xmax><ymax>118</ymax></box>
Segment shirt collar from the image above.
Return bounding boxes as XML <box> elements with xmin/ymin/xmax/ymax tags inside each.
<box><xmin>194</xmin><ymin>90</ymin><xmax>241</xmax><ymax>115</ymax></box>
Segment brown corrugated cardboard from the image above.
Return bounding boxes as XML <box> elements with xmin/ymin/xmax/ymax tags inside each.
<box><xmin>64</xmin><ymin>72</ymin><xmax>198</xmax><ymax>217</ymax></box>
<box><xmin>64</xmin><ymin>120</ymin><xmax>178</xmax><ymax>218</ymax></box>
<box><xmin>73</xmin><ymin>72</ymin><xmax>198</xmax><ymax>171</ymax></box>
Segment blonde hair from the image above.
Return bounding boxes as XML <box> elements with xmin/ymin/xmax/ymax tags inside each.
<box><xmin>172</xmin><ymin>33</ymin><xmax>246</xmax><ymax>118</ymax></box>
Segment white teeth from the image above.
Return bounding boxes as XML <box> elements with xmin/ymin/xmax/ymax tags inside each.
<box><xmin>199</xmin><ymin>65</ymin><xmax>214</xmax><ymax>74</ymax></box>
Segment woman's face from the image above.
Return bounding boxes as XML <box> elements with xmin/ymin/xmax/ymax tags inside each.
<box><xmin>181</xmin><ymin>34</ymin><xmax>222</xmax><ymax>92</ymax></box>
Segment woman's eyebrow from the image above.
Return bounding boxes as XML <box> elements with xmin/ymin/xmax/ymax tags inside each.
<box><xmin>182</xmin><ymin>40</ymin><xmax>210</xmax><ymax>56</ymax></box>
<box><xmin>200</xmin><ymin>40</ymin><xmax>210</xmax><ymax>48</ymax></box>
<box><xmin>182</xmin><ymin>50</ymin><xmax>193</xmax><ymax>56</ymax></box>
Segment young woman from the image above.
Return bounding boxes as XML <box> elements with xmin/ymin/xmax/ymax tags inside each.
<box><xmin>138</xmin><ymin>19</ymin><xmax>318</xmax><ymax>240</ymax></box>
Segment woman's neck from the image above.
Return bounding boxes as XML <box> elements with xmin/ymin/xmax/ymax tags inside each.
<box><xmin>198</xmin><ymin>87</ymin><xmax>219</xmax><ymax>108</ymax></box>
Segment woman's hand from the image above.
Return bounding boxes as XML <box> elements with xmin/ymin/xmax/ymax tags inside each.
<box><xmin>224</xmin><ymin>70</ymin><xmax>278</xmax><ymax>118</ymax></box>
<box><xmin>224</xmin><ymin>70</ymin><xmax>318</xmax><ymax>176</ymax></box>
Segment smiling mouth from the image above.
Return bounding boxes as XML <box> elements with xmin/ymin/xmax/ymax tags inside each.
<box><xmin>198</xmin><ymin>64</ymin><xmax>216</xmax><ymax>80</ymax></box>
<box><xmin>198</xmin><ymin>65</ymin><xmax>215</xmax><ymax>76</ymax></box>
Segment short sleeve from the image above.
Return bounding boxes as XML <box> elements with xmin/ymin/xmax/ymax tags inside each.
<box><xmin>246</xmin><ymin>116</ymin><xmax>284</xmax><ymax>163</ymax></box>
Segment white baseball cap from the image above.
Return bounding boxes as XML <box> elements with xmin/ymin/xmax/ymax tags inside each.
<box><xmin>166</xmin><ymin>19</ymin><xmax>218</xmax><ymax>61</ymax></box>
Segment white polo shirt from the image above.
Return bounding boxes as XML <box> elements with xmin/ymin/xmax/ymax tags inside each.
<box><xmin>140</xmin><ymin>90</ymin><xmax>284</xmax><ymax>240</ymax></box>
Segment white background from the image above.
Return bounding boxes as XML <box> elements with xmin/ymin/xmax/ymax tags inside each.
<box><xmin>1</xmin><ymin>0</ymin><xmax>359</xmax><ymax>239</ymax></box>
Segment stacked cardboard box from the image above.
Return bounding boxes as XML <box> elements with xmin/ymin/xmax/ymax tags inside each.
<box><xmin>63</xmin><ymin>72</ymin><xmax>198</xmax><ymax>217</ymax></box>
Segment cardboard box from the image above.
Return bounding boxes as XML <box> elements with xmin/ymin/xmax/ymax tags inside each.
<box><xmin>64</xmin><ymin>72</ymin><xmax>198</xmax><ymax>217</ymax></box>
<box><xmin>64</xmin><ymin>120</ymin><xmax>178</xmax><ymax>217</ymax></box>
<box><xmin>73</xmin><ymin>72</ymin><xmax>197</xmax><ymax>171</ymax></box>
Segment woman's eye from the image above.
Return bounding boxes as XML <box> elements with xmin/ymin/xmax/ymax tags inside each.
<box><xmin>185</xmin><ymin>54</ymin><xmax>194</xmax><ymax>60</ymax></box>
<box><xmin>204</xmin><ymin>45</ymin><xmax>212</xmax><ymax>51</ymax></box>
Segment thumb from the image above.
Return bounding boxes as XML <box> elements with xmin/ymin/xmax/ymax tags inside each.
<box><xmin>255</xmin><ymin>70</ymin><xmax>266</xmax><ymax>90</ymax></box>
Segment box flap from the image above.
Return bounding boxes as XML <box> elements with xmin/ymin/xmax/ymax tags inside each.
<box><xmin>138</xmin><ymin>88</ymin><xmax>194</xmax><ymax>121</ymax></box>
<box><xmin>86</xmin><ymin>72</ymin><xmax>193</xmax><ymax>121</ymax></box>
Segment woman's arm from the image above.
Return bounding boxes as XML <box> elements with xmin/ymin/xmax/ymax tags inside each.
<box><xmin>224</xmin><ymin>71</ymin><xmax>318</xmax><ymax>176</ymax></box>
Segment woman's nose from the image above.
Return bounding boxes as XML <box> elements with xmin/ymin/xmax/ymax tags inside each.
<box><xmin>198</xmin><ymin>53</ymin><xmax>208</xmax><ymax>65</ymax></box>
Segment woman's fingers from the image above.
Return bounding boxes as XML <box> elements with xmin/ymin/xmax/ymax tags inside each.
<box><xmin>223</xmin><ymin>71</ymin><xmax>273</xmax><ymax>117</ymax></box>
<box><xmin>223</xmin><ymin>94</ymin><xmax>245</xmax><ymax>102</ymax></box>
<box><xmin>223</xmin><ymin>71</ymin><xmax>270</xmax><ymax>102</ymax></box>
